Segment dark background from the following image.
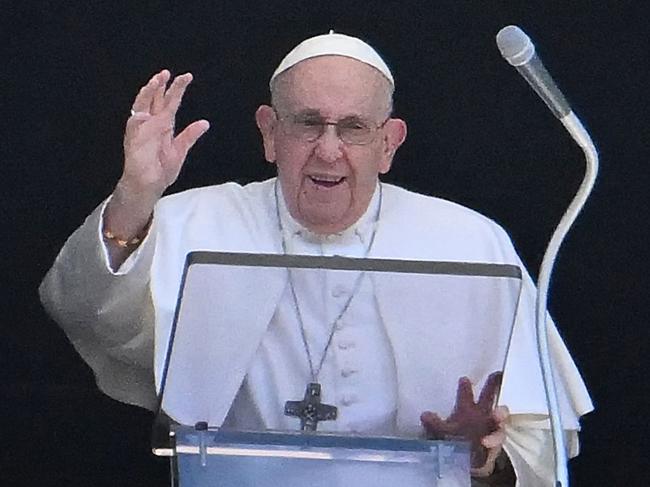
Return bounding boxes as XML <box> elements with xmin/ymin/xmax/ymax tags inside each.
<box><xmin>3</xmin><ymin>1</ymin><xmax>647</xmax><ymax>486</ymax></box>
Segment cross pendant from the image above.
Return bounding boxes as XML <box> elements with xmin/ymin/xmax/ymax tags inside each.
<box><xmin>284</xmin><ymin>383</ymin><xmax>338</xmax><ymax>431</ymax></box>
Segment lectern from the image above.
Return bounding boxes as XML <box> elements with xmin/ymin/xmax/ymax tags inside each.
<box><xmin>153</xmin><ymin>252</ymin><xmax>522</xmax><ymax>487</ymax></box>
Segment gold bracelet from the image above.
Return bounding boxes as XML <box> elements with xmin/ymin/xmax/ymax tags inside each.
<box><xmin>102</xmin><ymin>229</ymin><xmax>143</xmax><ymax>248</ymax></box>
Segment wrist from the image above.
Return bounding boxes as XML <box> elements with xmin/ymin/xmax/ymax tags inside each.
<box><xmin>114</xmin><ymin>177</ymin><xmax>164</xmax><ymax>207</ymax></box>
<box><xmin>102</xmin><ymin>215</ymin><xmax>152</xmax><ymax>248</ymax></box>
<box><xmin>103</xmin><ymin>183</ymin><xmax>157</xmax><ymax>247</ymax></box>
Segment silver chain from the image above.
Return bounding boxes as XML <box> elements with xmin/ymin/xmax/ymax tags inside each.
<box><xmin>274</xmin><ymin>181</ymin><xmax>383</xmax><ymax>382</ymax></box>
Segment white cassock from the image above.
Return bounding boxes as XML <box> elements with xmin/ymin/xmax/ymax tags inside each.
<box><xmin>40</xmin><ymin>178</ymin><xmax>593</xmax><ymax>487</ymax></box>
<box><xmin>222</xmin><ymin>184</ymin><xmax>400</xmax><ymax>434</ymax></box>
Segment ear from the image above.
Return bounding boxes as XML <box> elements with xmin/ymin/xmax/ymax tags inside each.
<box><xmin>255</xmin><ymin>105</ymin><xmax>277</xmax><ymax>163</ymax></box>
<box><xmin>378</xmin><ymin>118</ymin><xmax>407</xmax><ymax>174</ymax></box>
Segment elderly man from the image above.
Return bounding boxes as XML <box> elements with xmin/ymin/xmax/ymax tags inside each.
<box><xmin>40</xmin><ymin>32</ymin><xmax>592</xmax><ymax>486</ymax></box>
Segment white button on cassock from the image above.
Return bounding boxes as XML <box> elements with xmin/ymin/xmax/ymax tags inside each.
<box><xmin>341</xmin><ymin>394</ymin><xmax>358</xmax><ymax>406</ymax></box>
<box><xmin>337</xmin><ymin>340</ymin><xmax>354</xmax><ymax>350</ymax></box>
<box><xmin>341</xmin><ymin>368</ymin><xmax>356</xmax><ymax>378</ymax></box>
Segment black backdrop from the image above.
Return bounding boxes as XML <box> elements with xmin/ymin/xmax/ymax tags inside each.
<box><xmin>3</xmin><ymin>2</ymin><xmax>647</xmax><ymax>486</ymax></box>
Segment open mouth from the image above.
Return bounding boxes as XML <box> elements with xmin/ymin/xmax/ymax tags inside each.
<box><xmin>309</xmin><ymin>175</ymin><xmax>345</xmax><ymax>188</ymax></box>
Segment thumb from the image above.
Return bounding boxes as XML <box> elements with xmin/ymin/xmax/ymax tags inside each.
<box><xmin>173</xmin><ymin>120</ymin><xmax>211</xmax><ymax>158</ymax></box>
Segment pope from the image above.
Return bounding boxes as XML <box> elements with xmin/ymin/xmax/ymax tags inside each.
<box><xmin>40</xmin><ymin>32</ymin><xmax>592</xmax><ymax>486</ymax></box>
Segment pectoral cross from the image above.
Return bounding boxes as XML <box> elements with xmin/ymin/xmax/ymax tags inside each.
<box><xmin>284</xmin><ymin>383</ymin><xmax>338</xmax><ymax>431</ymax></box>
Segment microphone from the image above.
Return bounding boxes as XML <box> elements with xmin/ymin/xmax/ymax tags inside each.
<box><xmin>495</xmin><ymin>24</ymin><xmax>599</xmax><ymax>487</ymax></box>
<box><xmin>496</xmin><ymin>25</ymin><xmax>570</xmax><ymax>119</ymax></box>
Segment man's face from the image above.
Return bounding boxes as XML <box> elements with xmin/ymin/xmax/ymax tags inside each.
<box><xmin>256</xmin><ymin>56</ymin><xmax>406</xmax><ymax>234</ymax></box>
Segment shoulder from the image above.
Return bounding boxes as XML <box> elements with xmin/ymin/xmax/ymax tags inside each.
<box><xmin>153</xmin><ymin>178</ymin><xmax>278</xmax><ymax>244</ymax></box>
<box><xmin>378</xmin><ymin>183</ymin><xmax>518</xmax><ymax>263</ymax></box>
<box><xmin>153</xmin><ymin>179</ymin><xmax>276</xmax><ymax>226</ymax></box>
<box><xmin>151</xmin><ymin>178</ymin><xmax>280</xmax><ymax>261</ymax></box>
<box><xmin>157</xmin><ymin>179</ymin><xmax>274</xmax><ymax>212</ymax></box>
<box><xmin>382</xmin><ymin>183</ymin><xmax>508</xmax><ymax>233</ymax></box>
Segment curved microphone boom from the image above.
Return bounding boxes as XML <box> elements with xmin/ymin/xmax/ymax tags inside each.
<box><xmin>496</xmin><ymin>25</ymin><xmax>599</xmax><ymax>487</ymax></box>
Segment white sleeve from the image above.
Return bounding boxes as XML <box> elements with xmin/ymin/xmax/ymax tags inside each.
<box><xmin>504</xmin><ymin>414</ymin><xmax>582</xmax><ymax>487</ymax></box>
<box><xmin>39</xmin><ymin>198</ymin><xmax>158</xmax><ymax>409</ymax></box>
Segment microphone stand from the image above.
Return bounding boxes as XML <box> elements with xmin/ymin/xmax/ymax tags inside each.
<box><xmin>496</xmin><ymin>25</ymin><xmax>599</xmax><ymax>486</ymax></box>
<box><xmin>535</xmin><ymin>111</ymin><xmax>598</xmax><ymax>487</ymax></box>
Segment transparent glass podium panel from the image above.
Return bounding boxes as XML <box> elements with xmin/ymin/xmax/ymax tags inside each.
<box><xmin>153</xmin><ymin>251</ymin><xmax>522</xmax><ymax>487</ymax></box>
<box><xmin>172</xmin><ymin>426</ymin><xmax>470</xmax><ymax>487</ymax></box>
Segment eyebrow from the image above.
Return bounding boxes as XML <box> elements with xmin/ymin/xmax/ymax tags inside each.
<box><xmin>293</xmin><ymin>109</ymin><xmax>370</xmax><ymax>123</ymax></box>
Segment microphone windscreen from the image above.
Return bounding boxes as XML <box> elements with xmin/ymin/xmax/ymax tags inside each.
<box><xmin>496</xmin><ymin>25</ymin><xmax>535</xmax><ymax>66</ymax></box>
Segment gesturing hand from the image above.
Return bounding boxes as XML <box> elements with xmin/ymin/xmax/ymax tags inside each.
<box><xmin>102</xmin><ymin>70</ymin><xmax>210</xmax><ymax>268</ymax></box>
<box><xmin>420</xmin><ymin>371</ymin><xmax>509</xmax><ymax>477</ymax></box>
<box><xmin>121</xmin><ymin>69</ymin><xmax>210</xmax><ymax>202</ymax></box>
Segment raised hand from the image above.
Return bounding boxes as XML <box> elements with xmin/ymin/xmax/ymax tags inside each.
<box><xmin>103</xmin><ymin>70</ymin><xmax>209</xmax><ymax>267</ymax></box>
<box><xmin>121</xmin><ymin>69</ymin><xmax>210</xmax><ymax>201</ymax></box>
<box><xmin>420</xmin><ymin>372</ymin><xmax>509</xmax><ymax>477</ymax></box>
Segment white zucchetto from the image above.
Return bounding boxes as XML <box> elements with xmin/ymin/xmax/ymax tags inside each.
<box><xmin>270</xmin><ymin>31</ymin><xmax>394</xmax><ymax>87</ymax></box>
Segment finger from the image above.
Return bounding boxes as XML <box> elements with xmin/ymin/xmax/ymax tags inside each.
<box><xmin>420</xmin><ymin>411</ymin><xmax>444</xmax><ymax>430</ymax></box>
<box><xmin>124</xmin><ymin>109</ymin><xmax>168</xmax><ymax>142</ymax></box>
<box><xmin>477</xmin><ymin>371</ymin><xmax>503</xmax><ymax>411</ymax></box>
<box><xmin>163</xmin><ymin>72</ymin><xmax>193</xmax><ymax>116</ymax></box>
<box><xmin>470</xmin><ymin>444</ymin><xmax>502</xmax><ymax>478</ymax></box>
<box><xmin>151</xmin><ymin>70</ymin><xmax>170</xmax><ymax>115</ymax></box>
<box><xmin>420</xmin><ymin>411</ymin><xmax>457</xmax><ymax>438</ymax></box>
<box><xmin>482</xmin><ymin>428</ymin><xmax>506</xmax><ymax>449</ymax></box>
<box><xmin>132</xmin><ymin>70</ymin><xmax>167</xmax><ymax>114</ymax></box>
<box><xmin>455</xmin><ymin>377</ymin><xmax>475</xmax><ymax>411</ymax></box>
<box><xmin>128</xmin><ymin>110</ymin><xmax>153</xmax><ymax>121</ymax></box>
<box><xmin>492</xmin><ymin>405</ymin><xmax>510</xmax><ymax>425</ymax></box>
<box><xmin>172</xmin><ymin>120</ymin><xmax>210</xmax><ymax>158</ymax></box>
<box><xmin>421</xmin><ymin>412</ymin><xmax>445</xmax><ymax>437</ymax></box>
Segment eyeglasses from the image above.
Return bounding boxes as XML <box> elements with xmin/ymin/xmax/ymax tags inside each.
<box><xmin>275</xmin><ymin>111</ymin><xmax>389</xmax><ymax>146</ymax></box>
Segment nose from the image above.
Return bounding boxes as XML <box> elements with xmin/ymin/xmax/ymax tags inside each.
<box><xmin>314</xmin><ymin>125</ymin><xmax>343</xmax><ymax>163</ymax></box>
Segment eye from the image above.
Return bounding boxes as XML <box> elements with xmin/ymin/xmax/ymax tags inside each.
<box><xmin>294</xmin><ymin>115</ymin><xmax>324</xmax><ymax>127</ymax></box>
<box><xmin>340</xmin><ymin>121</ymin><xmax>368</xmax><ymax>131</ymax></box>
<box><xmin>301</xmin><ymin>119</ymin><xmax>323</xmax><ymax>127</ymax></box>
